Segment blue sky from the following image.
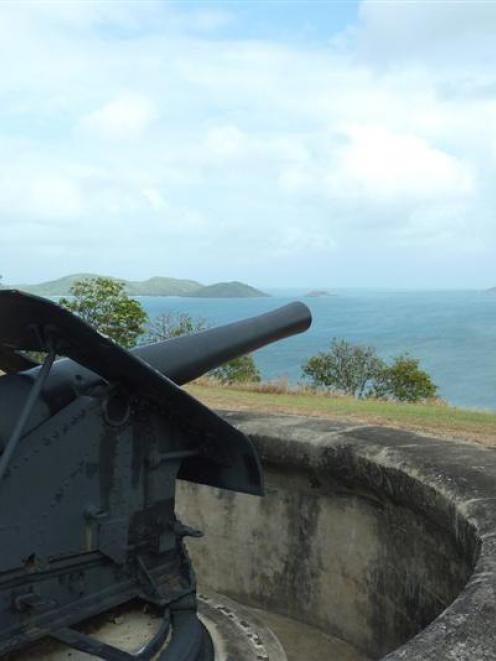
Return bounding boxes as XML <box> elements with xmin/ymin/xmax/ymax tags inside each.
<box><xmin>167</xmin><ymin>1</ymin><xmax>360</xmax><ymax>44</ymax></box>
<box><xmin>0</xmin><ymin>1</ymin><xmax>495</xmax><ymax>288</ymax></box>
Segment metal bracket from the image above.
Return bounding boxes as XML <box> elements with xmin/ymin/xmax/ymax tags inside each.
<box><xmin>136</xmin><ymin>555</ymin><xmax>164</xmax><ymax>602</ymax></box>
<box><xmin>14</xmin><ymin>592</ymin><xmax>57</xmax><ymax>612</ymax></box>
<box><xmin>0</xmin><ymin>338</ymin><xmax>56</xmax><ymax>483</ymax></box>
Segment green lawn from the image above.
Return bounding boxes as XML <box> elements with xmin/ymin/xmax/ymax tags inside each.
<box><xmin>187</xmin><ymin>382</ymin><xmax>496</xmax><ymax>447</ymax></box>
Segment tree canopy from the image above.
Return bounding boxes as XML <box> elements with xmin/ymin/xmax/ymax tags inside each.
<box><xmin>59</xmin><ymin>276</ymin><xmax>148</xmax><ymax>349</ymax></box>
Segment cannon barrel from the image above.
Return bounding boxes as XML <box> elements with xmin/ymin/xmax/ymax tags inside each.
<box><xmin>134</xmin><ymin>302</ymin><xmax>312</xmax><ymax>385</ymax></box>
<box><xmin>0</xmin><ymin>302</ymin><xmax>312</xmax><ymax>446</ymax></box>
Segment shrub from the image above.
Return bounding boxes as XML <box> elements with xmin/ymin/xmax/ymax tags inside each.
<box><xmin>302</xmin><ymin>340</ymin><xmax>438</xmax><ymax>403</ymax></box>
<box><xmin>374</xmin><ymin>354</ymin><xmax>438</xmax><ymax>402</ymax></box>
<box><xmin>302</xmin><ymin>338</ymin><xmax>385</xmax><ymax>398</ymax></box>
<box><xmin>210</xmin><ymin>355</ymin><xmax>261</xmax><ymax>384</ymax></box>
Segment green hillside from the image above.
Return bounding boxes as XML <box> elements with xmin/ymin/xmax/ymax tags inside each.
<box><xmin>14</xmin><ymin>273</ymin><xmax>103</xmax><ymax>296</ymax></box>
<box><xmin>124</xmin><ymin>277</ymin><xmax>202</xmax><ymax>296</ymax></box>
<box><xmin>184</xmin><ymin>281</ymin><xmax>269</xmax><ymax>298</ymax></box>
<box><xmin>11</xmin><ymin>274</ymin><xmax>202</xmax><ymax>297</ymax></box>
<box><xmin>9</xmin><ymin>275</ymin><xmax>267</xmax><ymax>298</ymax></box>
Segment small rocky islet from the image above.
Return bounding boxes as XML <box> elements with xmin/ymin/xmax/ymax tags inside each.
<box><xmin>304</xmin><ymin>289</ymin><xmax>335</xmax><ymax>298</ymax></box>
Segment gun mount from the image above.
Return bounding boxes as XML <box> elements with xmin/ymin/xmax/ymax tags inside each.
<box><xmin>0</xmin><ymin>291</ymin><xmax>311</xmax><ymax>660</ymax></box>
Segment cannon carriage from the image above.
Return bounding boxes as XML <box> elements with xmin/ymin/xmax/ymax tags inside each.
<box><xmin>0</xmin><ymin>291</ymin><xmax>311</xmax><ymax>660</ymax></box>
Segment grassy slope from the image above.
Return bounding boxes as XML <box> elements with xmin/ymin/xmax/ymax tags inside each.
<box><xmin>0</xmin><ymin>369</ymin><xmax>492</xmax><ymax>445</ymax></box>
<box><xmin>186</xmin><ymin>382</ymin><xmax>496</xmax><ymax>447</ymax></box>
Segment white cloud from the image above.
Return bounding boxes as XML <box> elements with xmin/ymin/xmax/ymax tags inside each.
<box><xmin>0</xmin><ymin>0</ymin><xmax>495</xmax><ymax>286</ymax></box>
<box><xmin>0</xmin><ymin>168</ymin><xmax>84</xmax><ymax>222</ymax></box>
<box><xmin>327</xmin><ymin>125</ymin><xmax>474</xmax><ymax>200</ymax></box>
<box><xmin>278</xmin><ymin>226</ymin><xmax>337</xmax><ymax>255</ymax></box>
<box><xmin>278</xmin><ymin>167</ymin><xmax>316</xmax><ymax>194</ymax></box>
<box><xmin>204</xmin><ymin>125</ymin><xmax>247</xmax><ymax>160</ymax></box>
<box><xmin>81</xmin><ymin>93</ymin><xmax>157</xmax><ymax>140</ymax></box>
<box><xmin>142</xmin><ymin>187</ymin><xmax>168</xmax><ymax>212</ymax></box>
<box><xmin>30</xmin><ymin>175</ymin><xmax>84</xmax><ymax>219</ymax></box>
<box><xmin>202</xmin><ymin>124</ymin><xmax>309</xmax><ymax>168</ymax></box>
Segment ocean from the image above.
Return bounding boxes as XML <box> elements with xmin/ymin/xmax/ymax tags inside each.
<box><xmin>138</xmin><ymin>290</ymin><xmax>496</xmax><ymax>412</ymax></box>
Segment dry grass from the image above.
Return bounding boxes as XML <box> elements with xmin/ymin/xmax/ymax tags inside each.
<box><xmin>1</xmin><ymin>369</ymin><xmax>494</xmax><ymax>447</ymax></box>
<box><xmin>187</xmin><ymin>379</ymin><xmax>496</xmax><ymax>448</ymax></box>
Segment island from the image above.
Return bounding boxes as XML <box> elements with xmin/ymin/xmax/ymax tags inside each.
<box><xmin>304</xmin><ymin>289</ymin><xmax>335</xmax><ymax>297</ymax></box>
<box><xmin>7</xmin><ymin>274</ymin><xmax>269</xmax><ymax>298</ymax></box>
<box><xmin>183</xmin><ymin>281</ymin><xmax>269</xmax><ymax>298</ymax></box>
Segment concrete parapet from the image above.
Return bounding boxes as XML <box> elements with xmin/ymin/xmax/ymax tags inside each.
<box><xmin>177</xmin><ymin>412</ymin><xmax>496</xmax><ymax>660</ymax></box>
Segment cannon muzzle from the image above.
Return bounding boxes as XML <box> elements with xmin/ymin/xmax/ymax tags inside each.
<box><xmin>135</xmin><ymin>302</ymin><xmax>312</xmax><ymax>385</ymax></box>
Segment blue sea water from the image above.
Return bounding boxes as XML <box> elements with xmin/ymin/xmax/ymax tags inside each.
<box><xmin>138</xmin><ymin>290</ymin><xmax>496</xmax><ymax>412</ymax></box>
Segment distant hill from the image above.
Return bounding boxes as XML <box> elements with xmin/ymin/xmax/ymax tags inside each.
<box><xmin>488</xmin><ymin>287</ymin><xmax>496</xmax><ymax>293</ymax></box>
<box><xmin>184</xmin><ymin>281</ymin><xmax>269</xmax><ymax>298</ymax></box>
<box><xmin>9</xmin><ymin>274</ymin><xmax>268</xmax><ymax>298</ymax></box>
<box><xmin>11</xmin><ymin>273</ymin><xmax>104</xmax><ymax>296</ymax></box>
<box><xmin>123</xmin><ymin>276</ymin><xmax>202</xmax><ymax>297</ymax></box>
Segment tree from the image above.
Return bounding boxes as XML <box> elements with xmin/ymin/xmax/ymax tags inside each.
<box><xmin>145</xmin><ymin>311</ymin><xmax>208</xmax><ymax>342</ymax></box>
<box><xmin>210</xmin><ymin>355</ymin><xmax>261</xmax><ymax>384</ymax></box>
<box><xmin>59</xmin><ymin>277</ymin><xmax>148</xmax><ymax>349</ymax></box>
<box><xmin>374</xmin><ymin>354</ymin><xmax>438</xmax><ymax>402</ymax></box>
<box><xmin>302</xmin><ymin>338</ymin><xmax>385</xmax><ymax>398</ymax></box>
<box><xmin>146</xmin><ymin>311</ymin><xmax>261</xmax><ymax>384</ymax></box>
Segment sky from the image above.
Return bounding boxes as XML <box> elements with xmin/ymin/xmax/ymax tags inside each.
<box><xmin>0</xmin><ymin>0</ymin><xmax>495</xmax><ymax>289</ymax></box>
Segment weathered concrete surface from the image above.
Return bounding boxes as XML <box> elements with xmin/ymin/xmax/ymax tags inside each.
<box><xmin>198</xmin><ymin>592</ymin><xmax>288</xmax><ymax>660</ymax></box>
<box><xmin>176</xmin><ymin>412</ymin><xmax>496</xmax><ymax>660</ymax></box>
<box><xmin>252</xmin><ymin>607</ymin><xmax>370</xmax><ymax>661</ymax></box>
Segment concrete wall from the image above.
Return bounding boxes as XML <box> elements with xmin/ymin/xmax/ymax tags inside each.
<box><xmin>176</xmin><ymin>413</ymin><xmax>496</xmax><ymax>660</ymax></box>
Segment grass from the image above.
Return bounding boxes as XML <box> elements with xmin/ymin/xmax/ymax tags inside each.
<box><xmin>186</xmin><ymin>379</ymin><xmax>496</xmax><ymax>447</ymax></box>
<box><xmin>1</xmin><ymin>369</ymin><xmax>494</xmax><ymax>446</ymax></box>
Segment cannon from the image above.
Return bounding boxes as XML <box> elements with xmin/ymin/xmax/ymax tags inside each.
<box><xmin>0</xmin><ymin>290</ymin><xmax>311</xmax><ymax>660</ymax></box>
